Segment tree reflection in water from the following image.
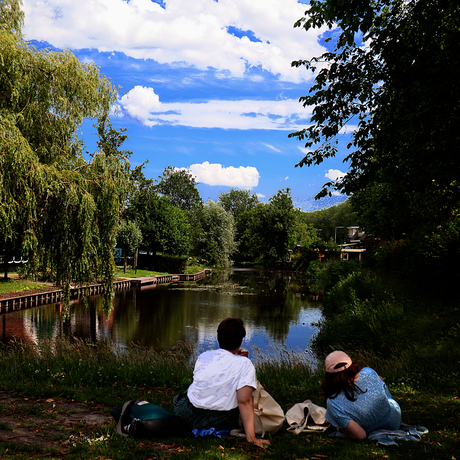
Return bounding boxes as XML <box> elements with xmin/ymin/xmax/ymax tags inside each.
<box><xmin>0</xmin><ymin>268</ymin><xmax>322</xmax><ymax>362</ymax></box>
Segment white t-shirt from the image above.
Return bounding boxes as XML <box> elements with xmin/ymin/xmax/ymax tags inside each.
<box><xmin>187</xmin><ymin>348</ymin><xmax>257</xmax><ymax>411</ymax></box>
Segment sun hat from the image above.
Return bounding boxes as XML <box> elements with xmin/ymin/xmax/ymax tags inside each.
<box><xmin>325</xmin><ymin>351</ymin><xmax>353</xmax><ymax>373</ymax></box>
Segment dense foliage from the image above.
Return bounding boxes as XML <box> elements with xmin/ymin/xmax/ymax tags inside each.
<box><xmin>237</xmin><ymin>189</ymin><xmax>296</xmax><ymax>264</ymax></box>
<box><xmin>298</xmin><ymin>199</ymin><xmax>358</xmax><ymax>242</ymax></box>
<box><xmin>0</xmin><ymin>0</ymin><xmax>129</xmax><ymax>309</ymax></box>
<box><xmin>290</xmin><ymin>0</ymin><xmax>460</xmax><ymax>239</ymax></box>
<box><xmin>195</xmin><ymin>200</ymin><xmax>237</xmax><ymax>267</ymax></box>
<box><xmin>218</xmin><ymin>188</ymin><xmax>260</xmax><ymax>219</ymax></box>
<box><xmin>127</xmin><ymin>185</ymin><xmax>192</xmax><ymax>257</ymax></box>
<box><xmin>154</xmin><ymin>166</ymin><xmax>203</xmax><ymax>214</ymax></box>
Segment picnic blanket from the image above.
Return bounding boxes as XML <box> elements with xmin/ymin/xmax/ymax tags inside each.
<box><xmin>190</xmin><ymin>427</ymin><xmax>230</xmax><ymax>438</ymax></box>
<box><xmin>329</xmin><ymin>422</ymin><xmax>429</xmax><ymax>446</ymax></box>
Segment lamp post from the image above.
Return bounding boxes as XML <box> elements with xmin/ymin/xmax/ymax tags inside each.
<box><xmin>335</xmin><ymin>226</ymin><xmax>344</xmax><ymax>244</ymax></box>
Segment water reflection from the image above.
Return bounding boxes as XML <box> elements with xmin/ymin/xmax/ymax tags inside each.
<box><xmin>0</xmin><ymin>268</ymin><xmax>322</xmax><ymax>357</ymax></box>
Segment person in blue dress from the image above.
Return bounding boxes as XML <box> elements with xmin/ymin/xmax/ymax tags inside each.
<box><xmin>322</xmin><ymin>351</ymin><xmax>402</xmax><ymax>440</ymax></box>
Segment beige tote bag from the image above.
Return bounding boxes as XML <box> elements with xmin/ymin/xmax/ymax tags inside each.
<box><xmin>252</xmin><ymin>381</ymin><xmax>285</xmax><ymax>436</ymax></box>
<box><xmin>285</xmin><ymin>400</ymin><xmax>330</xmax><ymax>434</ymax></box>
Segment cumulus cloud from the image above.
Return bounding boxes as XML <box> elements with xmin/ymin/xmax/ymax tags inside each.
<box><xmin>22</xmin><ymin>0</ymin><xmax>327</xmax><ymax>82</ymax></box>
<box><xmin>119</xmin><ymin>86</ymin><xmax>313</xmax><ymax>129</ymax></box>
<box><xmin>189</xmin><ymin>161</ymin><xmax>260</xmax><ymax>187</ymax></box>
<box><xmin>325</xmin><ymin>169</ymin><xmax>346</xmax><ymax>196</ymax></box>
<box><xmin>325</xmin><ymin>169</ymin><xmax>346</xmax><ymax>181</ymax></box>
<box><xmin>119</xmin><ymin>86</ymin><xmax>161</xmax><ymax>125</ymax></box>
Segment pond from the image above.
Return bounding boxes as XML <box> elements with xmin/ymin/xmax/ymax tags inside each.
<box><xmin>0</xmin><ymin>268</ymin><xmax>322</xmax><ymax>361</ymax></box>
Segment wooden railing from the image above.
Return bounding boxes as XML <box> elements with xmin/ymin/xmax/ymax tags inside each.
<box><xmin>0</xmin><ymin>269</ymin><xmax>211</xmax><ymax>314</ymax></box>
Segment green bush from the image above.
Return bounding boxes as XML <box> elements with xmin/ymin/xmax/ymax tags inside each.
<box><xmin>321</xmin><ymin>270</ymin><xmax>391</xmax><ymax>317</ymax></box>
<box><xmin>318</xmin><ymin>259</ymin><xmax>363</xmax><ymax>292</ymax></box>
<box><xmin>374</xmin><ymin>216</ymin><xmax>460</xmax><ymax>300</ymax></box>
<box><xmin>138</xmin><ymin>253</ymin><xmax>188</xmax><ymax>274</ymax></box>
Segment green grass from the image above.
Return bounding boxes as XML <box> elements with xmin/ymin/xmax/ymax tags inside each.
<box><xmin>0</xmin><ymin>265</ymin><xmax>208</xmax><ymax>294</ymax></box>
<box><xmin>312</xmin><ymin>268</ymin><xmax>460</xmax><ymax>391</ymax></box>
<box><xmin>183</xmin><ymin>260</ymin><xmax>209</xmax><ymax>274</ymax></box>
<box><xmin>0</xmin><ymin>422</ymin><xmax>14</xmax><ymax>430</ymax></box>
<box><xmin>115</xmin><ymin>263</ymin><xmax>209</xmax><ymax>278</ymax></box>
<box><xmin>0</xmin><ymin>337</ymin><xmax>458</xmax><ymax>460</ymax></box>
<box><xmin>115</xmin><ymin>267</ymin><xmax>167</xmax><ymax>278</ymax></box>
<box><xmin>0</xmin><ymin>278</ymin><xmax>51</xmax><ymax>295</ymax></box>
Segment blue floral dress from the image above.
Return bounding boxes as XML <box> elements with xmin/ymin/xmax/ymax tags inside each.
<box><xmin>325</xmin><ymin>367</ymin><xmax>401</xmax><ymax>433</ymax></box>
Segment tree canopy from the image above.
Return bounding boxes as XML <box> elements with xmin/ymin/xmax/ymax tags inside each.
<box><xmin>195</xmin><ymin>201</ymin><xmax>237</xmax><ymax>267</ymax></box>
<box><xmin>0</xmin><ymin>0</ymin><xmax>128</xmax><ymax>310</ymax></box>
<box><xmin>238</xmin><ymin>189</ymin><xmax>296</xmax><ymax>264</ymax></box>
<box><xmin>290</xmin><ymin>0</ymin><xmax>460</xmax><ymax>238</ymax></box>
<box><xmin>127</xmin><ymin>185</ymin><xmax>191</xmax><ymax>257</ymax></box>
<box><xmin>218</xmin><ymin>189</ymin><xmax>260</xmax><ymax>219</ymax></box>
<box><xmin>154</xmin><ymin>166</ymin><xmax>203</xmax><ymax>214</ymax></box>
<box><xmin>299</xmin><ymin>199</ymin><xmax>358</xmax><ymax>242</ymax></box>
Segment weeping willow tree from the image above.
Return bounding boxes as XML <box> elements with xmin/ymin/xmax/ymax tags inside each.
<box><xmin>0</xmin><ymin>0</ymin><xmax>130</xmax><ymax>313</ymax></box>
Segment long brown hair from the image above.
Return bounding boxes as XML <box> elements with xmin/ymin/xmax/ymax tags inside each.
<box><xmin>321</xmin><ymin>362</ymin><xmax>367</xmax><ymax>402</ymax></box>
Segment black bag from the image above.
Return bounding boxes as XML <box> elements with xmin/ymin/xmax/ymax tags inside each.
<box><xmin>111</xmin><ymin>399</ymin><xmax>185</xmax><ymax>438</ymax></box>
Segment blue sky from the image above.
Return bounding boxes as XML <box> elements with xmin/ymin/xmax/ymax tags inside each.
<box><xmin>22</xmin><ymin>0</ymin><xmax>350</xmax><ymax>210</ymax></box>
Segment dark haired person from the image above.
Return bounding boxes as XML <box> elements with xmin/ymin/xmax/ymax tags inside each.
<box><xmin>173</xmin><ymin>318</ymin><xmax>270</xmax><ymax>447</ymax></box>
<box><xmin>322</xmin><ymin>351</ymin><xmax>401</xmax><ymax>440</ymax></box>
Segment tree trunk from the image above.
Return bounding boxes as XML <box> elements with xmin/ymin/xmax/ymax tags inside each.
<box><xmin>3</xmin><ymin>247</ymin><xmax>9</xmax><ymax>280</ymax></box>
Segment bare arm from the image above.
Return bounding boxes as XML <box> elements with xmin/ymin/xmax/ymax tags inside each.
<box><xmin>237</xmin><ymin>386</ymin><xmax>271</xmax><ymax>447</ymax></box>
<box><xmin>341</xmin><ymin>419</ymin><xmax>367</xmax><ymax>440</ymax></box>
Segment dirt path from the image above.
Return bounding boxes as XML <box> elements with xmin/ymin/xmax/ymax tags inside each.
<box><xmin>0</xmin><ymin>390</ymin><xmax>111</xmax><ymax>450</ymax></box>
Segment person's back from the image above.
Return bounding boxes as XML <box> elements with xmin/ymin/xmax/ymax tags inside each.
<box><xmin>326</xmin><ymin>367</ymin><xmax>400</xmax><ymax>433</ymax></box>
<box><xmin>188</xmin><ymin>348</ymin><xmax>255</xmax><ymax>411</ymax></box>
<box><xmin>322</xmin><ymin>351</ymin><xmax>402</xmax><ymax>439</ymax></box>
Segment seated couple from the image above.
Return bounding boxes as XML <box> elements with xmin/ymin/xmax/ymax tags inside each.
<box><xmin>173</xmin><ymin>318</ymin><xmax>402</xmax><ymax>446</ymax></box>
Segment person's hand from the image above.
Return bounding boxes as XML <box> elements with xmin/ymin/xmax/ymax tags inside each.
<box><xmin>238</xmin><ymin>348</ymin><xmax>249</xmax><ymax>357</ymax></box>
<box><xmin>252</xmin><ymin>438</ymin><xmax>271</xmax><ymax>448</ymax></box>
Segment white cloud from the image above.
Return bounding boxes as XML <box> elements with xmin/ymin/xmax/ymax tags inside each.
<box><xmin>119</xmin><ymin>87</ymin><xmax>313</xmax><ymax>129</ymax></box>
<box><xmin>285</xmin><ymin>176</ymin><xmax>289</xmax><ymax>180</ymax></box>
<box><xmin>119</xmin><ymin>86</ymin><xmax>161</xmax><ymax>125</ymax></box>
<box><xmin>262</xmin><ymin>143</ymin><xmax>282</xmax><ymax>153</ymax></box>
<box><xmin>22</xmin><ymin>0</ymin><xmax>328</xmax><ymax>82</ymax></box>
<box><xmin>325</xmin><ymin>169</ymin><xmax>346</xmax><ymax>181</ymax></box>
<box><xmin>189</xmin><ymin>161</ymin><xmax>259</xmax><ymax>187</ymax></box>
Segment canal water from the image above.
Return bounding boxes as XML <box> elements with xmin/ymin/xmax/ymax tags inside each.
<box><xmin>0</xmin><ymin>268</ymin><xmax>322</xmax><ymax>361</ymax></box>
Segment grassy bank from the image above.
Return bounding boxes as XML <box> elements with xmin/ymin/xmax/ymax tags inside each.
<box><xmin>0</xmin><ymin>278</ymin><xmax>53</xmax><ymax>295</ymax></box>
<box><xmin>0</xmin><ymin>337</ymin><xmax>458</xmax><ymax>459</ymax></box>
<box><xmin>311</xmin><ymin>263</ymin><xmax>460</xmax><ymax>391</ymax></box>
<box><xmin>0</xmin><ymin>263</ymin><xmax>208</xmax><ymax>295</ymax></box>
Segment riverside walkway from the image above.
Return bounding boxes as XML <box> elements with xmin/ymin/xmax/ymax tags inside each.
<box><xmin>0</xmin><ymin>269</ymin><xmax>212</xmax><ymax>313</ymax></box>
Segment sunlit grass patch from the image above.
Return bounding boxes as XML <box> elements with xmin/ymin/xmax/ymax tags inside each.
<box><xmin>0</xmin><ymin>279</ymin><xmax>51</xmax><ymax>294</ymax></box>
<box><xmin>115</xmin><ymin>268</ymin><xmax>167</xmax><ymax>278</ymax></box>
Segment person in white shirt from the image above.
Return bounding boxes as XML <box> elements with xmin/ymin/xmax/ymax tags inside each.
<box><xmin>173</xmin><ymin>318</ymin><xmax>270</xmax><ymax>447</ymax></box>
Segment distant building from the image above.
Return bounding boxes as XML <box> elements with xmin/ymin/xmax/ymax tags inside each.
<box><xmin>340</xmin><ymin>226</ymin><xmax>380</xmax><ymax>261</ymax></box>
